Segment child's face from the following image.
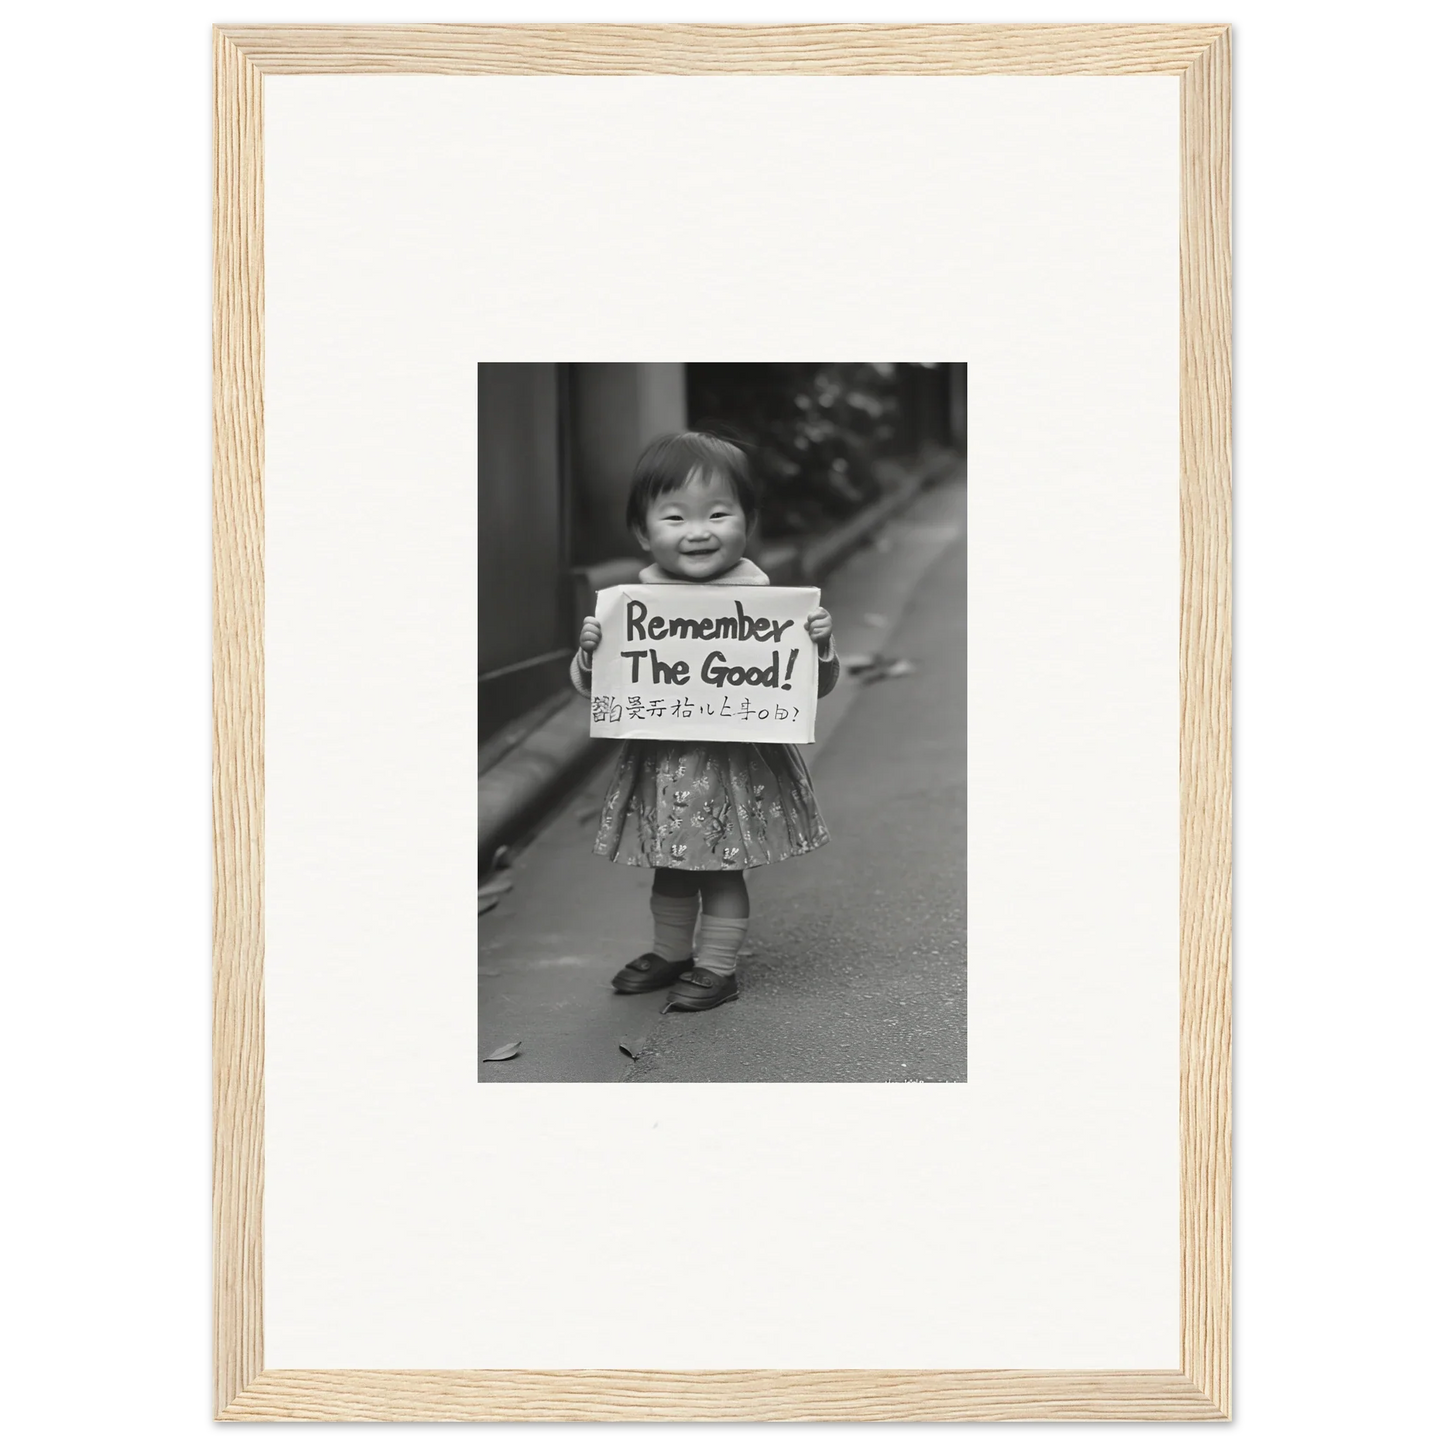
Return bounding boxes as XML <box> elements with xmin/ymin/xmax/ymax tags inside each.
<box><xmin>636</xmin><ymin>468</ymin><xmax>750</xmax><ymax>581</ymax></box>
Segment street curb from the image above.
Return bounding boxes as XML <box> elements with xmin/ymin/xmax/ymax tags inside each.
<box><xmin>477</xmin><ymin>696</ymin><xmax>608</xmax><ymax>866</ymax></box>
<box><xmin>479</xmin><ymin>452</ymin><xmax>962</xmax><ymax>861</ymax></box>
<box><xmin>801</xmin><ymin>473</ymin><xmax>924</xmax><ymax>582</ymax></box>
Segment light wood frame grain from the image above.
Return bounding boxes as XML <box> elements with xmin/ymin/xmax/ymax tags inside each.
<box><xmin>214</xmin><ymin>22</ymin><xmax>1231</xmax><ymax>1422</ymax></box>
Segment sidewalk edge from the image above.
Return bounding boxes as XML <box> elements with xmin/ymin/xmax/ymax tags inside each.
<box><xmin>799</xmin><ymin>474</ymin><xmax>923</xmax><ymax>583</ymax></box>
<box><xmin>477</xmin><ymin>696</ymin><xmax>608</xmax><ymax>864</ymax></box>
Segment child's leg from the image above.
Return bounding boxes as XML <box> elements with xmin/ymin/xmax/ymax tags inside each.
<box><xmin>693</xmin><ymin>871</ymin><xmax>750</xmax><ymax>976</ymax></box>
<box><xmin>649</xmin><ymin>867</ymin><xmax>701</xmax><ymax>963</ymax></box>
<box><xmin>698</xmin><ymin>870</ymin><xmax>748</xmax><ymax>918</ymax></box>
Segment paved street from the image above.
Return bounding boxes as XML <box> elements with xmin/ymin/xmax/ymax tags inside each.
<box><xmin>478</xmin><ymin>480</ymin><xmax>967</xmax><ymax>1082</ymax></box>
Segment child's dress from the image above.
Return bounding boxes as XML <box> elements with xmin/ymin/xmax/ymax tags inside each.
<box><xmin>572</xmin><ymin>558</ymin><xmax>839</xmax><ymax>871</ymax></box>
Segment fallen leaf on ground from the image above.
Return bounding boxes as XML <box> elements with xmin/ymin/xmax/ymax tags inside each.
<box><xmin>491</xmin><ymin>845</ymin><xmax>515</xmax><ymax>870</ymax></box>
<box><xmin>477</xmin><ymin>875</ymin><xmax>514</xmax><ymax>900</ymax></box>
<box><xmin>845</xmin><ymin>654</ymin><xmax>919</xmax><ymax>684</ymax></box>
<box><xmin>477</xmin><ymin>895</ymin><xmax>500</xmax><ymax>917</ymax></box>
<box><xmin>481</xmin><ymin>1041</ymin><xmax>522</xmax><ymax>1062</ymax></box>
<box><xmin>618</xmin><ymin>1039</ymin><xmax>646</xmax><ymax>1060</ymax></box>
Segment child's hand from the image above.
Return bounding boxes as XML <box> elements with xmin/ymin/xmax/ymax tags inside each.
<box><xmin>578</xmin><ymin>616</ymin><xmax>602</xmax><ymax>656</ymax></box>
<box><xmin>805</xmin><ymin>606</ymin><xmax>833</xmax><ymax>648</ymax></box>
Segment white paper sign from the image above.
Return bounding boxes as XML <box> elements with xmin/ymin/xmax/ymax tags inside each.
<box><xmin>588</xmin><ymin>584</ymin><xmax>821</xmax><ymax>743</ymax></box>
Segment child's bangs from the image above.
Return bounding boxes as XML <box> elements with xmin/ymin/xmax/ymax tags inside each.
<box><xmin>680</xmin><ymin>459</ymin><xmax>739</xmax><ymax>502</ymax></box>
<box><xmin>626</xmin><ymin>431</ymin><xmax>757</xmax><ymax>532</ymax></box>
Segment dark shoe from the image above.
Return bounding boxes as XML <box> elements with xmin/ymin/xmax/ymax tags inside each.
<box><xmin>664</xmin><ymin>967</ymin><xmax>739</xmax><ymax>1012</ymax></box>
<box><xmin>611</xmin><ymin>952</ymin><xmax>693</xmax><ymax>994</ymax></box>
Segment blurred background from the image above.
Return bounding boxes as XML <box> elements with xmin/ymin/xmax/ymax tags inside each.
<box><xmin>478</xmin><ymin>362</ymin><xmax>966</xmax><ymax>759</ymax></box>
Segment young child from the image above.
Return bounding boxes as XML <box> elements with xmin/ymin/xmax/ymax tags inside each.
<box><xmin>572</xmin><ymin>431</ymin><xmax>839</xmax><ymax>1012</ymax></box>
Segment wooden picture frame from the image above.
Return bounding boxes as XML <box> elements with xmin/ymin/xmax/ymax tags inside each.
<box><xmin>214</xmin><ymin>22</ymin><xmax>1230</xmax><ymax>1422</ymax></box>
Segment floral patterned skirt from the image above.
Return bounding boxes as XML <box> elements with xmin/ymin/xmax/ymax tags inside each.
<box><xmin>594</xmin><ymin>740</ymin><xmax>829</xmax><ymax>870</ymax></box>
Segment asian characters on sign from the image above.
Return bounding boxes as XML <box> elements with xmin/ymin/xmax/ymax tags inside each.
<box><xmin>590</xmin><ymin>692</ymin><xmax>806</xmax><ymax>726</ymax></box>
<box><xmin>588</xmin><ymin>585</ymin><xmax>821</xmax><ymax>744</ymax></box>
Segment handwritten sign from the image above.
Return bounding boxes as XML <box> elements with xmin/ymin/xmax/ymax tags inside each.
<box><xmin>588</xmin><ymin>584</ymin><xmax>821</xmax><ymax>743</ymax></box>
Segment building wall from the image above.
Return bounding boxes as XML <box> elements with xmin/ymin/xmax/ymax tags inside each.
<box><xmin>569</xmin><ymin>363</ymin><xmax>687</xmax><ymax>565</ymax></box>
<box><xmin>478</xmin><ymin>362</ymin><xmax>686</xmax><ymax>749</ymax></box>
<box><xmin>948</xmin><ymin>363</ymin><xmax>968</xmax><ymax>455</ymax></box>
<box><xmin>477</xmin><ymin>364</ymin><xmax>571</xmax><ymax>743</ymax></box>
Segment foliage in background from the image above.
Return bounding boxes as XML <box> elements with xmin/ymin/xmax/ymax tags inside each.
<box><xmin>688</xmin><ymin>363</ymin><xmax>921</xmax><ymax>538</ymax></box>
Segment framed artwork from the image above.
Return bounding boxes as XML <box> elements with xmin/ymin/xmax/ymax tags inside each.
<box><xmin>214</xmin><ymin>22</ymin><xmax>1230</xmax><ymax>1422</ymax></box>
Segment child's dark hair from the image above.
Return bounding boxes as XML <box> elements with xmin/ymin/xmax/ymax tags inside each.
<box><xmin>625</xmin><ymin>431</ymin><xmax>759</xmax><ymax>536</ymax></box>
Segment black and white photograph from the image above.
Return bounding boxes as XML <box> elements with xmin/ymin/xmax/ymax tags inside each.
<box><xmin>477</xmin><ymin>363</ymin><xmax>967</xmax><ymax>1081</ymax></box>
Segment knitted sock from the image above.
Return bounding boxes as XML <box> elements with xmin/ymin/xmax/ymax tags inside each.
<box><xmin>649</xmin><ymin>892</ymin><xmax>700</xmax><ymax>963</ymax></box>
<box><xmin>694</xmin><ymin>915</ymin><xmax>749</xmax><ymax>978</ymax></box>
